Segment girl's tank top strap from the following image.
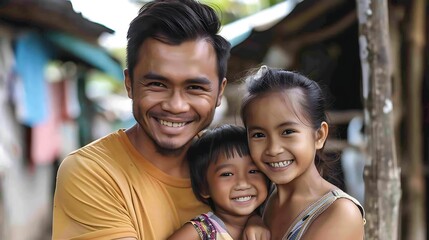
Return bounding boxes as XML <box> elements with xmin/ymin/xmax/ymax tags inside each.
<box><xmin>284</xmin><ymin>189</ymin><xmax>366</xmax><ymax>240</ymax></box>
<box><xmin>331</xmin><ymin>189</ymin><xmax>366</xmax><ymax>224</ymax></box>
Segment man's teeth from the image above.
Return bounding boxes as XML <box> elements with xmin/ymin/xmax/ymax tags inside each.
<box><xmin>159</xmin><ymin>120</ymin><xmax>186</xmax><ymax>127</ymax></box>
<box><xmin>233</xmin><ymin>196</ymin><xmax>252</xmax><ymax>202</ymax></box>
<box><xmin>269</xmin><ymin>160</ymin><xmax>292</xmax><ymax>168</ymax></box>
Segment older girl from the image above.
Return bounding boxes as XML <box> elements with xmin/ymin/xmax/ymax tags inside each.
<box><xmin>241</xmin><ymin>66</ymin><xmax>365</xmax><ymax>240</ymax></box>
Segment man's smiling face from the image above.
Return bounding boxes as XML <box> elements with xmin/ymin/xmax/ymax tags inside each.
<box><xmin>125</xmin><ymin>38</ymin><xmax>226</xmax><ymax>153</ymax></box>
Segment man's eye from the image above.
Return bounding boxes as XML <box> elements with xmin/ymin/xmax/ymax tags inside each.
<box><xmin>188</xmin><ymin>85</ymin><xmax>204</xmax><ymax>90</ymax></box>
<box><xmin>220</xmin><ymin>172</ymin><xmax>233</xmax><ymax>177</ymax></box>
<box><xmin>147</xmin><ymin>82</ymin><xmax>166</xmax><ymax>87</ymax></box>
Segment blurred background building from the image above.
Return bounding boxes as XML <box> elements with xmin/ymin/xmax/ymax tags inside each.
<box><xmin>0</xmin><ymin>0</ymin><xmax>124</xmax><ymax>239</ymax></box>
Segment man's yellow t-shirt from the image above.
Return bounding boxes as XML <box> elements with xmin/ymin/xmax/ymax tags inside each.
<box><xmin>53</xmin><ymin>129</ymin><xmax>209</xmax><ymax>239</ymax></box>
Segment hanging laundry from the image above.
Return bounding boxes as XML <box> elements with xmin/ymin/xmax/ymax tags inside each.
<box><xmin>0</xmin><ymin>36</ymin><xmax>21</xmax><ymax>172</ymax></box>
<box><xmin>14</xmin><ymin>32</ymin><xmax>53</xmax><ymax>126</ymax></box>
<box><xmin>30</xmin><ymin>81</ymin><xmax>63</xmax><ymax>165</ymax></box>
<box><xmin>0</xmin><ymin>37</ymin><xmax>14</xmax><ymax>85</ymax></box>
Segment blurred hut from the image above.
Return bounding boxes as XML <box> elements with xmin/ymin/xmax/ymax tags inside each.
<box><xmin>0</xmin><ymin>0</ymin><xmax>124</xmax><ymax>239</ymax></box>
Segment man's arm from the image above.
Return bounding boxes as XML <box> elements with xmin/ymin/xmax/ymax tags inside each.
<box><xmin>53</xmin><ymin>155</ymin><xmax>138</xmax><ymax>239</ymax></box>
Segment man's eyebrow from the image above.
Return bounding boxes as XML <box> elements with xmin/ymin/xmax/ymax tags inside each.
<box><xmin>142</xmin><ymin>73</ymin><xmax>212</xmax><ymax>85</ymax></box>
<box><xmin>185</xmin><ymin>77</ymin><xmax>212</xmax><ymax>85</ymax></box>
<box><xmin>142</xmin><ymin>72</ymin><xmax>167</xmax><ymax>81</ymax></box>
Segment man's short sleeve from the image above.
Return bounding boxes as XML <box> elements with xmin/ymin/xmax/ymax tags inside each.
<box><xmin>52</xmin><ymin>154</ymin><xmax>138</xmax><ymax>240</ymax></box>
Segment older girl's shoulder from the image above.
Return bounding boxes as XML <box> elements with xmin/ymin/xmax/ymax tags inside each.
<box><xmin>303</xmin><ymin>192</ymin><xmax>365</xmax><ymax>240</ymax></box>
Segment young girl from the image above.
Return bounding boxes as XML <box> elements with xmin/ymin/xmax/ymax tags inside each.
<box><xmin>240</xmin><ymin>66</ymin><xmax>366</xmax><ymax>240</ymax></box>
<box><xmin>168</xmin><ymin>124</ymin><xmax>269</xmax><ymax>240</ymax></box>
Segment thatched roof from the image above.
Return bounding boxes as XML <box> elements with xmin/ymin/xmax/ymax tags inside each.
<box><xmin>0</xmin><ymin>0</ymin><xmax>113</xmax><ymax>43</ymax></box>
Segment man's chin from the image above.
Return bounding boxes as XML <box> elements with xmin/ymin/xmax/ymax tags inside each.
<box><xmin>154</xmin><ymin>140</ymin><xmax>190</xmax><ymax>156</ymax></box>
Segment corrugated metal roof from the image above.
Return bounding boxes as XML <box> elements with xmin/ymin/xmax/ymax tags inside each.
<box><xmin>220</xmin><ymin>0</ymin><xmax>301</xmax><ymax>47</ymax></box>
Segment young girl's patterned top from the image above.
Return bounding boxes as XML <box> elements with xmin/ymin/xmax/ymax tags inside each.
<box><xmin>189</xmin><ymin>211</ymin><xmax>233</xmax><ymax>240</ymax></box>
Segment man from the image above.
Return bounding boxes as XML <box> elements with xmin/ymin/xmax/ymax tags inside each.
<box><xmin>53</xmin><ymin>0</ymin><xmax>234</xmax><ymax>239</ymax></box>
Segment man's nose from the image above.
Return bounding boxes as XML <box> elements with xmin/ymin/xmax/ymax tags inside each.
<box><xmin>161</xmin><ymin>90</ymin><xmax>190</xmax><ymax>114</ymax></box>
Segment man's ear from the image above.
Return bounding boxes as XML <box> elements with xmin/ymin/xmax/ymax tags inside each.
<box><xmin>124</xmin><ymin>69</ymin><xmax>132</xmax><ymax>98</ymax></box>
<box><xmin>216</xmin><ymin>78</ymin><xmax>227</xmax><ymax>107</ymax></box>
<box><xmin>315</xmin><ymin>121</ymin><xmax>329</xmax><ymax>149</ymax></box>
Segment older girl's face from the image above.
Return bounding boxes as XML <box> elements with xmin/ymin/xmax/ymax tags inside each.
<box><xmin>244</xmin><ymin>91</ymin><xmax>328</xmax><ymax>185</ymax></box>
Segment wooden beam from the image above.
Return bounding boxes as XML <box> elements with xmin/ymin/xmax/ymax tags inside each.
<box><xmin>278</xmin><ymin>11</ymin><xmax>357</xmax><ymax>53</ymax></box>
<box><xmin>275</xmin><ymin>0</ymin><xmax>346</xmax><ymax>36</ymax></box>
<box><xmin>404</xmin><ymin>0</ymin><xmax>427</xmax><ymax>238</ymax></box>
<box><xmin>355</xmin><ymin>0</ymin><xmax>401</xmax><ymax>239</ymax></box>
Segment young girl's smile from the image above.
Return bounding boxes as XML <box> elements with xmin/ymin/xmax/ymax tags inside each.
<box><xmin>245</xmin><ymin>90</ymin><xmax>326</xmax><ymax>185</ymax></box>
<box><xmin>205</xmin><ymin>153</ymin><xmax>268</xmax><ymax>217</ymax></box>
<box><xmin>168</xmin><ymin>125</ymin><xmax>270</xmax><ymax>240</ymax></box>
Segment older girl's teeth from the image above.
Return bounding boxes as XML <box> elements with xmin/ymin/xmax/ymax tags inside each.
<box><xmin>160</xmin><ymin>120</ymin><xmax>186</xmax><ymax>127</ymax></box>
<box><xmin>269</xmin><ymin>160</ymin><xmax>292</xmax><ymax>168</ymax></box>
<box><xmin>234</xmin><ymin>196</ymin><xmax>252</xmax><ymax>202</ymax></box>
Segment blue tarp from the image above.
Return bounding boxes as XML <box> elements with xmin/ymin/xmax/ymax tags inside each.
<box><xmin>46</xmin><ymin>31</ymin><xmax>123</xmax><ymax>81</ymax></box>
<box><xmin>14</xmin><ymin>31</ymin><xmax>52</xmax><ymax>126</ymax></box>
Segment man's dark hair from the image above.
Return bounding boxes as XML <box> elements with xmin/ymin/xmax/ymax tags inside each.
<box><xmin>126</xmin><ymin>0</ymin><xmax>231</xmax><ymax>83</ymax></box>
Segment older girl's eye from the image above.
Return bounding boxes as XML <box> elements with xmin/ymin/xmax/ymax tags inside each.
<box><xmin>251</xmin><ymin>132</ymin><xmax>265</xmax><ymax>138</ymax></box>
<box><xmin>282</xmin><ymin>129</ymin><xmax>295</xmax><ymax>135</ymax></box>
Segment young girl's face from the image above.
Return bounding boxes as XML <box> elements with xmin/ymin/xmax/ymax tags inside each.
<box><xmin>204</xmin><ymin>152</ymin><xmax>268</xmax><ymax>217</ymax></box>
<box><xmin>245</xmin><ymin>91</ymin><xmax>327</xmax><ymax>185</ymax></box>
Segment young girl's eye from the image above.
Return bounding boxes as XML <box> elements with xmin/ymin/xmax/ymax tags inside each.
<box><xmin>251</xmin><ymin>132</ymin><xmax>265</xmax><ymax>138</ymax></box>
<box><xmin>249</xmin><ymin>169</ymin><xmax>261</xmax><ymax>174</ymax></box>
<box><xmin>220</xmin><ymin>172</ymin><xmax>233</xmax><ymax>177</ymax></box>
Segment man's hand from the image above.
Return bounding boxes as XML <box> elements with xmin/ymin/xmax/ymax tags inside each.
<box><xmin>242</xmin><ymin>214</ymin><xmax>270</xmax><ymax>240</ymax></box>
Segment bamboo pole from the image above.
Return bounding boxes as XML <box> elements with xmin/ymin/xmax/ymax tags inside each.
<box><xmin>355</xmin><ymin>0</ymin><xmax>401</xmax><ymax>239</ymax></box>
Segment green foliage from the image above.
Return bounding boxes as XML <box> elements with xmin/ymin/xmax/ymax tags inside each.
<box><xmin>132</xmin><ymin>0</ymin><xmax>286</xmax><ymax>24</ymax></box>
<box><xmin>201</xmin><ymin>0</ymin><xmax>285</xmax><ymax>24</ymax></box>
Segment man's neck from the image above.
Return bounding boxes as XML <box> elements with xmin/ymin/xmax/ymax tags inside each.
<box><xmin>125</xmin><ymin>125</ymin><xmax>190</xmax><ymax>178</ymax></box>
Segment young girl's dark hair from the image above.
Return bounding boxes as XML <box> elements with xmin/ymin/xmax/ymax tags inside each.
<box><xmin>188</xmin><ymin>124</ymin><xmax>265</xmax><ymax>211</ymax></box>
<box><xmin>240</xmin><ymin>66</ymin><xmax>338</xmax><ymax>182</ymax></box>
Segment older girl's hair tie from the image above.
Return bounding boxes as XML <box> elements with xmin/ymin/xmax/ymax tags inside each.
<box><xmin>254</xmin><ymin>65</ymin><xmax>268</xmax><ymax>80</ymax></box>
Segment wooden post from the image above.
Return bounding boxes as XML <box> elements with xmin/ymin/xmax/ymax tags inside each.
<box><xmin>404</xmin><ymin>0</ymin><xmax>426</xmax><ymax>239</ymax></box>
<box><xmin>355</xmin><ymin>0</ymin><xmax>401</xmax><ymax>239</ymax></box>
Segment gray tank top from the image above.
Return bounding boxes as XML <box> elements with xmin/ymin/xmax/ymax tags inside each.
<box><xmin>283</xmin><ymin>189</ymin><xmax>366</xmax><ymax>240</ymax></box>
